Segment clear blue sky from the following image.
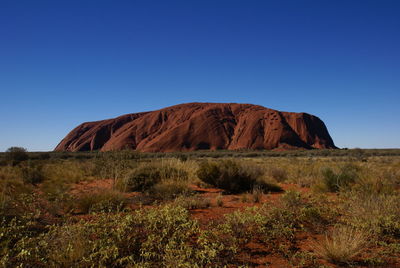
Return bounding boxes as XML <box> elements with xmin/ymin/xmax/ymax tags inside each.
<box><xmin>1</xmin><ymin>0</ymin><xmax>399</xmax><ymax>151</ymax></box>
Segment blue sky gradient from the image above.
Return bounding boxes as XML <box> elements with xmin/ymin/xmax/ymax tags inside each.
<box><xmin>1</xmin><ymin>0</ymin><xmax>399</xmax><ymax>151</ymax></box>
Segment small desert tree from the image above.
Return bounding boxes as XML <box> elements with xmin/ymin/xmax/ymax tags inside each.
<box><xmin>5</xmin><ymin>147</ymin><xmax>28</xmax><ymax>165</ymax></box>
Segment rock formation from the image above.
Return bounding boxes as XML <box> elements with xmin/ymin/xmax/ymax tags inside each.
<box><xmin>55</xmin><ymin>103</ymin><xmax>337</xmax><ymax>152</ymax></box>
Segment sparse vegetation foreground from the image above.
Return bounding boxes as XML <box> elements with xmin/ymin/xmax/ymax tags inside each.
<box><xmin>1</xmin><ymin>148</ymin><xmax>400</xmax><ymax>267</ymax></box>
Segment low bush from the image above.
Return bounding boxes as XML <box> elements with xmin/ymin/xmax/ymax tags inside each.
<box><xmin>282</xmin><ymin>191</ymin><xmax>334</xmax><ymax>228</ymax></box>
<box><xmin>40</xmin><ymin>178</ymin><xmax>71</xmax><ymax>206</ymax></box>
<box><xmin>74</xmin><ymin>189</ymin><xmax>127</xmax><ymax>214</ymax></box>
<box><xmin>197</xmin><ymin>160</ymin><xmax>282</xmax><ymax>193</ymax></box>
<box><xmin>173</xmin><ymin>196</ymin><xmax>211</xmax><ymax>209</ymax></box>
<box><xmin>219</xmin><ymin>193</ymin><xmax>331</xmax><ymax>251</ymax></box>
<box><xmin>269</xmin><ymin>167</ymin><xmax>288</xmax><ymax>182</ymax></box>
<box><xmin>5</xmin><ymin>205</ymin><xmax>226</xmax><ymax>267</ymax></box>
<box><xmin>0</xmin><ymin>168</ymin><xmax>34</xmax><ymax>219</ymax></box>
<box><xmin>281</xmin><ymin>190</ymin><xmax>302</xmax><ymax>208</ymax></box>
<box><xmin>42</xmin><ymin>160</ymin><xmax>96</xmax><ymax>184</ymax></box>
<box><xmin>149</xmin><ymin>180</ymin><xmax>193</xmax><ymax>200</ymax></box>
<box><xmin>341</xmin><ymin>191</ymin><xmax>400</xmax><ymax>237</ymax></box>
<box><xmin>92</xmin><ymin>150</ymin><xmax>138</xmax><ymax>180</ymax></box>
<box><xmin>353</xmin><ymin>174</ymin><xmax>397</xmax><ymax>195</ymax></box>
<box><xmin>19</xmin><ymin>162</ymin><xmax>45</xmax><ymax>185</ymax></box>
<box><xmin>321</xmin><ymin>163</ymin><xmax>360</xmax><ymax>192</ymax></box>
<box><xmin>0</xmin><ymin>215</ymin><xmax>43</xmax><ymax>266</ymax></box>
<box><xmin>219</xmin><ymin>207</ymin><xmax>266</xmax><ymax>244</ymax></box>
<box><xmin>4</xmin><ymin>147</ymin><xmax>28</xmax><ymax>166</ymax></box>
<box><xmin>218</xmin><ymin>205</ymin><xmax>304</xmax><ymax>256</ymax></box>
<box><xmin>116</xmin><ymin>162</ymin><xmax>188</xmax><ymax>192</ymax></box>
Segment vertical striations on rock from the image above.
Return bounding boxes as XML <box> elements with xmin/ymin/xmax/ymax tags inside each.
<box><xmin>55</xmin><ymin>103</ymin><xmax>337</xmax><ymax>152</ymax></box>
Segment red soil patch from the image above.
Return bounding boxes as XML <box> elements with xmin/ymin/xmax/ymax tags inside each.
<box><xmin>70</xmin><ymin>178</ymin><xmax>114</xmax><ymax>195</ymax></box>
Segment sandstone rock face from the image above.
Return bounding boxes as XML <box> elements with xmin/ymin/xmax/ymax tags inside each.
<box><xmin>55</xmin><ymin>103</ymin><xmax>337</xmax><ymax>152</ymax></box>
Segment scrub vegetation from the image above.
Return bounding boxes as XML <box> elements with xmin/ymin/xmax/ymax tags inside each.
<box><xmin>0</xmin><ymin>148</ymin><xmax>400</xmax><ymax>267</ymax></box>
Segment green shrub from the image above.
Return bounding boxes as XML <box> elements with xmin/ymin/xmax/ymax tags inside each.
<box><xmin>321</xmin><ymin>164</ymin><xmax>360</xmax><ymax>192</ymax></box>
<box><xmin>40</xmin><ymin>178</ymin><xmax>70</xmax><ymax>203</ymax></box>
<box><xmin>149</xmin><ymin>180</ymin><xmax>193</xmax><ymax>200</ymax></box>
<box><xmin>19</xmin><ymin>162</ymin><xmax>45</xmax><ymax>185</ymax></box>
<box><xmin>37</xmin><ymin>152</ymin><xmax>51</xmax><ymax>160</ymax></box>
<box><xmin>42</xmin><ymin>160</ymin><xmax>95</xmax><ymax>184</ymax></box>
<box><xmin>7</xmin><ymin>205</ymin><xmax>225</xmax><ymax>267</ymax></box>
<box><xmin>117</xmin><ymin>165</ymin><xmax>159</xmax><ymax>192</ymax></box>
<box><xmin>196</xmin><ymin>161</ymin><xmax>221</xmax><ymax>186</ymax></box>
<box><xmin>281</xmin><ymin>191</ymin><xmax>332</xmax><ymax>227</ymax></box>
<box><xmin>0</xmin><ymin>168</ymin><xmax>35</xmax><ymax>219</ymax></box>
<box><xmin>4</xmin><ymin>147</ymin><xmax>28</xmax><ymax>166</ymax></box>
<box><xmin>116</xmin><ymin>162</ymin><xmax>188</xmax><ymax>192</ymax></box>
<box><xmin>341</xmin><ymin>191</ymin><xmax>400</xmax><ymax>237</ymax></box>
<box><xmin>281</xmin><ymin>190</ymin><xmax>302</xmax><ymax>208</ymax></box>
<box><xmin>219</xmin><ymin>207</ymin><xmax>266</xmax><ymax>244</ymax></box>
<box><xmin>352</xmin><ymin>174</ymin><xmax>397</xmax><ymax>195</ymax></box>
<box><xmin>197</xmin><ymin>160</ymin><xmax>281</xmax><ymax>193</ymax></box>
<box><xmin>218</xmin><ymin>205</ymin><xmax>304</xmax><ymax>256</ymax></box>
<box><xmin>92</xmin><ymin>150</ymin><xmax>138</xmax><ymax>180</ymax></box>
<box><xmin>74</xmin><ymin>189</ymin><xmax>127</xmax><ymax>214</ymax></box>
<box><xmin>0</xmin><ymin>216</ymin><xmax>42</xmax><ymax>266</ymax></box>
<box><xmin>218</xmin><ymin>191</ymin><xmax>332</xmax><ymax>252</ymax></box>
<box><xmin>269</xmin><ymin>167</ymin><xmax>288</xmax><ymax>182</ymax></box>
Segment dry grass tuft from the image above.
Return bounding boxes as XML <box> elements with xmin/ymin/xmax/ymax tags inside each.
<box><xmin>313</xmin><ymin>226</ymin><xmax>370</xmax><ymax>264</ymax></box>
<box><xmin>251</xmin><ymin>187</ymin><xmax>263</xmax><ymax>203</ymax></box>
<box><xmin>216</xmin><ymin>193</ymin><xmax>224</xmax><ymax>207</ymax></box>
<box><xmin>173</xmin><ymin>196</ymin><xmax>211</xmax><ymax>209</ymax></box>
